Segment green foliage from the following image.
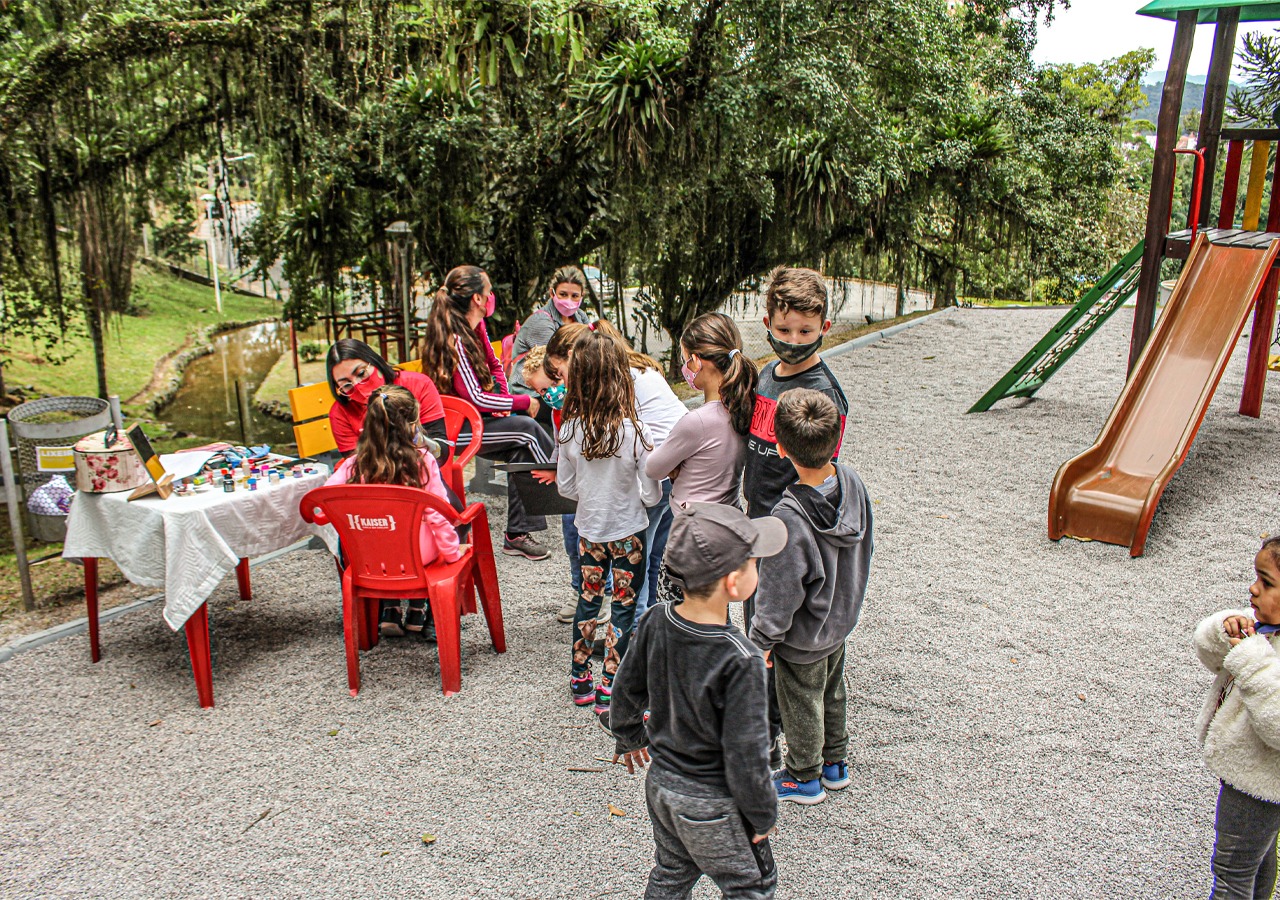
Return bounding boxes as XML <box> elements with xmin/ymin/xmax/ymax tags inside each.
<box><xmin>298</xmin><ymin>340</ymin><xmax>323</xmax><ymax>363</ymax></box>
<box><xmin>0</xmin><ymin>0</ymin><xmax>1142</xmax><ymax>383</ymax></box>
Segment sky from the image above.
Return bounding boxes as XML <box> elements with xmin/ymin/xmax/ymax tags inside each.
<box><xmin>1029</xmin><ymin>0</ymin><xmax>1271</xmax><ymax>80</ymax></box>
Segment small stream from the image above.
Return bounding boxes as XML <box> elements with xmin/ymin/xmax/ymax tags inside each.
<box><xmin>159</xmin><ymin>321</ymin><xmax>295</xmax><ymax>446</ymax></box>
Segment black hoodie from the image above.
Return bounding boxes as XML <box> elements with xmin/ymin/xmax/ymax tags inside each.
<box><xmin>749</xmin><ymin>463</ymin><xmax>873</xmax><ymax>664</ymax></box>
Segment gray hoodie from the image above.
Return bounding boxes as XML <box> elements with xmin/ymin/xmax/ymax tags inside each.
<box><xmin>749</xmin><ymin>464</ymin><xmax>873</xmax><ymax>664</ymax></box>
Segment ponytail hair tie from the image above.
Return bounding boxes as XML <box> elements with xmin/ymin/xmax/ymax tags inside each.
<box><xmin>728</xmin><ymin>348</ymin><xmax>741</xmax><ymax>359</ymax></box>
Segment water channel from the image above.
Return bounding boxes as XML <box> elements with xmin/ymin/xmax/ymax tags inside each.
<box><xmin>159</xmin><ymin>321</ymin><xmax>295</xmax><ymax>446</ymax></box>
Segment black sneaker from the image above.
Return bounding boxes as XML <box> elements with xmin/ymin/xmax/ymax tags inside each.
<box><xmin>379</xmin><ymin>602</ymin><xmax>404</xmax><ymax>637</ymax></box>
<box><xmin>502</xmin><ymin>532</ymin><xmax>550</xmax><ymax>560</ymax></box>
<box><xmin>404</xmin><ymin>601</ymin><xmax>428</xmax><ymax>632</ymax></box>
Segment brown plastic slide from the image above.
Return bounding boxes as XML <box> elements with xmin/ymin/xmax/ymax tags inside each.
<box><xmin>1049</xmin><ymin>233</ymin><xmax>1279</xmax><ymax>556</ymax></box>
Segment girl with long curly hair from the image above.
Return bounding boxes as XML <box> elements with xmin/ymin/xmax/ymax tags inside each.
<box><xmin>419</xmin><ymin>265</ymin><xmax>555</xmax><ymax>560</ymax></box>
<box><xmin>555</xmin><ymin>331</ymin><xmax>662</xmax><ymax>715</ymax></box>
<box><xmin>325</xmin><ymin>385</ymin><xmax>462</xmax><ymax>637</ymax></box>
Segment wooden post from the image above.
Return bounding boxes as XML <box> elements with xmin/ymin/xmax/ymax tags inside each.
<box><xmin>1196</xmin><ymin>7</ymin><xmax>1240</xmax><ymax>229</ymax></box>
<box><xmin>1240</xmin><ymin>157</ymin><xmax>1280</xmax><ymax>418</ymax></box>
<box><xmin>1132</xmin><ymin>9</ymin><xmax>1198</xmax><ymax>373</ymax></box>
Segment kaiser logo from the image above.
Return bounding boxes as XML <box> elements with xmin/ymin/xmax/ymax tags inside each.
<box><xmin>346</xmin><ymin>513</ymin><xmax>397</xmax><ymax>531</ymax></box>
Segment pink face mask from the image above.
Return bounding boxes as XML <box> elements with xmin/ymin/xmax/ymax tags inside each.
<box><xmin>552</xmin><ymin>294</ymin><xmax>582</xmax><ymax>317</ymax></box>
<box><xmin>680</xmin><ymin>357</ymin><xmax>700</xmax><ymax>390</ymax></box>
<box><xmin>348</xmin><ymin>368</ymin><xmax>386</xmax><ymax>404</ymax></box>
<box><xmin>484</xmin><ymin>291</ymin><xmax>496</xmax><ymax>318</ymax></box>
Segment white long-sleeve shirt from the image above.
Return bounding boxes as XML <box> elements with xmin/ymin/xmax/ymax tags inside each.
<box><xmin>631</xmin><ymin>367</ymin><xmax>686</xmax><ymax>448</ymax></box>
<box><xmin>557</xmin><ymin>418</ymin><xmax>662</xmax><ymax>543</ymax></box>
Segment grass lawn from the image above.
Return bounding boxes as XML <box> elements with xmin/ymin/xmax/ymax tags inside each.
<box><xmin>3</xmin><ymin>267</ymin><xmax>282</xmax><ymax>410</ymax></box>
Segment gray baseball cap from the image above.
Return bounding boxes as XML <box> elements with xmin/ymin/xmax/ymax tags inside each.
<box><xmin>664</xmin><ymin>502</ymin><xmax>788</xmax><ymax>592</ymax></box>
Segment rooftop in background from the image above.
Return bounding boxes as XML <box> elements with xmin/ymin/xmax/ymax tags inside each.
<box><xmin>1138</xmin><ymin>0</ymin><xmax>1280</xmax><ymax>23</ymax></box>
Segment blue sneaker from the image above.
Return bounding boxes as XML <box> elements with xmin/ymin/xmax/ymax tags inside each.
<box><xmin>821</xmin><ymin>760</ymin><xmax>850</xmax><ymax>790</ymax></box>
<box><xmin>774</xmin><ymin>771</ymin><xmax>827</xmax><ymax>805</ymax></box>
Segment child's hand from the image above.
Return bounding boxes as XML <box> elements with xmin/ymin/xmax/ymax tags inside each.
<box><xmin>531</xmin><ymin>469</ymin><xmax>557</xmax><ymax>485</ymax></box>
<box><xmin>613</xmin><ymin>747</ymin><xmax>650</xmax><ymax>774</ymax></box>
<box><xmin>752</xmin><ymin>826</ymin><xmax>777</xmax><ymax>844</ymax></box>
<box><xmin>762</xmin><ymin>650</ymin><xmax>772</xmax><ymax>669</ymax></box>
<box><xmin>1224</xmin><ymin>614</ymin><xmax>1256</xmax><ymax>646</ymax></box>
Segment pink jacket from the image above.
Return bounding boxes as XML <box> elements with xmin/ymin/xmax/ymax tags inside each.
<box><xmin>326</xmin><ymin>448</ymin><xmax>462</xmax><ymax>566</ymax></box>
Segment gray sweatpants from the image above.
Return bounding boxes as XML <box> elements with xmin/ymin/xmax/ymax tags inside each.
<box><xmin>644</xmin><ymin>767</ymin><xmax>777</xmax><ymax>900</ymax></box>
<box><xmin>773</xmin><ymin>644</ymin><xmax>849</xmax><ymax>783</ymax></box>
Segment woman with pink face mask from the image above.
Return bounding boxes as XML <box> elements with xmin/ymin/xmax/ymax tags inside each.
<box><xmin>419</xmin><ymin>265</ymin><xmax>556</xmax><ymax>561</ymax></box>
<box><xmin>326</xmin><ymin>338</ymin><xmax>448</xmax><ymax>459</ymax></box>
<box><xmin>509</xmin><ymin>266</ymin><xmax>594</xmax><ymax>404</ymax></box>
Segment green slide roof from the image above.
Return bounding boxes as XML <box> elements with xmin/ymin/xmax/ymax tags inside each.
<box><xmin>1138</xmin><ymin>0</ymin><xmax>1280</xmax><ymax>22</ymax></box>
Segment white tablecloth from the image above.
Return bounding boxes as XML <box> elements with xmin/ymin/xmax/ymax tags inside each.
<box><xmin>62</xmin><ymin>467</ymin><xmax>328</xmax><ymax>630</ymax></box>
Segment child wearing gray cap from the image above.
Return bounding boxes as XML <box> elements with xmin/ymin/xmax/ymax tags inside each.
<box><xmin>608</xmin><ymin>502</ymin><xmax>788</xmax><ymax>899</ymax></box>
<box><xmin>750</xmin><ymin>388</ymin><xmax>873</xmax><ymax>806</ymax></box>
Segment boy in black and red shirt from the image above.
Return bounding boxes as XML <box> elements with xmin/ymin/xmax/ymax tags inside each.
<box><xmin>743</xmin><ymin>266</ymin><xmax>849</xmax><ymax>520</ymax></box>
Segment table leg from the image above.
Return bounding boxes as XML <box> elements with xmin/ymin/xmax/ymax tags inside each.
<box><xmin>84</xmin><ymin>557</ymin><xmax>100</xmax><ymax>663</ymax></box>
<box><xmin>184</xmin><ymin>603</ymin><xmax>215</xmax><ymax>709</ymax></box>
<box><xmin>236</xmin><ymin>557</ymin><xmax>252</xmax><ymax>601</ymax></box>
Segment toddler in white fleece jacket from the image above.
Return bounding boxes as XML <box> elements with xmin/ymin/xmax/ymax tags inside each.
<box><xmin>1193</xmin><ymin>535</ymin><xmax>1280</xmax><ymax>899</ymax></box>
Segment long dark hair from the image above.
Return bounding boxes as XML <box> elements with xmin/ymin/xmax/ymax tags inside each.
<box><xmin>350</xmin><ymin>385</ymin><xmax>426</xmax><ymax>488</ymax></box>
<box><xmin>419</xmin><ymin>265</ymin><xmax>492</xmax><ymax>394</ymax></box>
<box><xmin>560</xmin><ymin>331</ymin><xmax>650</xmax><ymax>460</ymax></box>
<box><xmin>326</xmin><ymin>339</ymin><xmax>397</xmax><ymax>404</ymax></box>
<box><xmin>680</xmin><ymin>312</ymin><xmax>758</xmax><ymax>435</ymax></box>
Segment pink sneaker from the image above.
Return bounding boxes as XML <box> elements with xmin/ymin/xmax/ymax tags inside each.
<box><xmin>571</xmin><ymin>674</ymin><xmax>595</xmax><ymax>706</ymax></box>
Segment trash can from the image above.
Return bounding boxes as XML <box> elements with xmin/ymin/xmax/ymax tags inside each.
<box><xmin>7</xmin><ymin>396</ymin><xmax>113</xmax><ymax>542</ymax></box>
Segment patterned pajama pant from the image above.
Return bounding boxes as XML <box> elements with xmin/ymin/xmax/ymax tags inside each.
<box><xmin>570</xmin><ymin>532</ymin><xmax>646</xmax><ymax>682</ymax></box>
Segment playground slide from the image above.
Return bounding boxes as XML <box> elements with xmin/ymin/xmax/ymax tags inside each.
<box><xmin>1049</xmin><ymin>234</ymin><xmax>1280</xmax><ymax>557</ymax></box>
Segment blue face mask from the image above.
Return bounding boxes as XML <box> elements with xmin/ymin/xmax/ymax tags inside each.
<box><xmin>540</xmin><ymin>384</ymin><xmax>566</xmax><ymax>409</ymax></box>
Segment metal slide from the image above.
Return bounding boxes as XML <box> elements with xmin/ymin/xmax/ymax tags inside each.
<box><xmin>1048</xmin><ymin>233</ymin><xmax>1279</xmax><ymax>556</ymax></box>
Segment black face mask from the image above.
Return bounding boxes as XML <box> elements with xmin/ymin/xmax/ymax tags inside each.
<box><xmin>767</xmin><ymin>330</ymin><xmax>824</xmax><ymax>365</ymax></box>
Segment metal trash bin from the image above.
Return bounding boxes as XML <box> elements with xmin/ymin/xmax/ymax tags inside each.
<box><xmin>8</xmin><ymin>396</ymin><xmax>113</xmax><ymax>542</ymax></box>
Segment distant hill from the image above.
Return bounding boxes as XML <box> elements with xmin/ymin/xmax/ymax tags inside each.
<box><xmin>1133</xmin><ymin>77</ymin><xmax>1244</xmax><ymax>125</ymax></box>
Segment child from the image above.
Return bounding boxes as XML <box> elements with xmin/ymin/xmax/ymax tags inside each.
<box><xmin>520</xmin><ymin>345</ymin><xmax>565</xmax><ymax>423</ymax></box>
<box><xmin>1193</xmin><ymin>536</ymin><xmax>1280</xmax><ymax>898</ymax></box>
<box><xmin>744</xmin><ymin>266</ymin><xmax>848</xmax><ymax>520</ymax></box>
<box><xmin>609</xmin><ymin>502</ymin><xmax>788</xmax><ymax>898</ymax></box>
<box><xmin>645</xmin><ymin>312</ymin><xmax>758</xmax><ymax>606</ymax></box>
<box><xmin>546</xmin><ymin>320</ymin><xmax>687</xmax><ymax>626</ymax></box>
<box><xmin>325</xmin><ymin>385</ymin><xmax>463</xmax><ymax>637</ymax></box>
<box><xmin>749</xmin><ymin>389</ymin><xmax>873</xmax><ymax>805</ymax></box>
<box><xmin>556</xmin><ymin>331</ymin><xmax>662</xmax><ymax>714</ymax></box>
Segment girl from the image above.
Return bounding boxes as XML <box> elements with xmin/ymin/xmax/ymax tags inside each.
<box><xmin>645</xmin><ymin>312</ymin><xmax>758</xmax><ymax>604</ymax></box>
<box><xmin>326</xmin><ymin>338</ymin><xmax>448</xmax><ymax>460</ymax></box>
<box><xmin>419</xmin><ymin>265</ymin><xmax>556</xmax><ymax>561</ymax></box>
<box><xmin>545</xmin><ymin>320</ymin><xmax>686</xmax><ymax>624</ymax></box>
<box><xmin>326</xmin><ymin>385</ymin><xmax>462</xmax><ymax>637</ymax></box>
<box><xmin>556</xmin><ymin>331</ymin><xmax>661</xmax><ymax>715</ymax></box>
<box><xmin>1194</xmin><ymin>535</ymin><xmax>1280</xmax><ymax>898</ymax></box>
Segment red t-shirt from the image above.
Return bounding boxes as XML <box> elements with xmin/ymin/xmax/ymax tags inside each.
<box><xmin>329</xmin><ymin>369</ymin><xmax>446</xmax><ymax>453</ymax></box>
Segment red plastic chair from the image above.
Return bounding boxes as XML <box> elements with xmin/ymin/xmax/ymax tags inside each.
<box><xmin>500</xmin><ymin>319</ymin><xmax>521</xmax><ymax>379</ymax></box>
<box><xmin>439</xmin><ymin>395</ymin><xmax>484</xmax><ymax>504</ymax></box>
<box><xmin>299</xmin><ymin>484</ymin><xmax>504</xmax><ymax>696</ymax></box>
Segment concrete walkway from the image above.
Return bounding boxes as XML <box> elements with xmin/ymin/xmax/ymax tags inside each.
<box><xmin>2</xmin><ymin>307</ymin><xmax>1277</xmax><ymax>897</ymax></box>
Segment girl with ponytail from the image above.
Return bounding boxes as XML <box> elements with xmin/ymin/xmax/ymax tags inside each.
<box><xmin>644</xmin><ymin>312</ymin><xmax>758</xmax><ymax>604</ymax></box>
<box><xmin>418</xmin><ymin>265</ymin><xmax>556</xmax><ymax>560</ymax></box>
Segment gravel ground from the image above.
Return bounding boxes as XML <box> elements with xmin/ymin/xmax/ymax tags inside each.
<box><xmin>2</xmin><ymin>306</ymin><xmax>1278</xmax><ymax>898</ymax></box>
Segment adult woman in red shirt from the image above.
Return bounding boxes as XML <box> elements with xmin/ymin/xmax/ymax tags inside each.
<box><xmin>325</xmin><ymin>339</ymin><xmax>448</xmax><ymax>459</ymax></box>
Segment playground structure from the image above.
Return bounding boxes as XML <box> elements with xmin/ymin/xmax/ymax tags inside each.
<box><xmin>973</xmin><ymin>1</ymin><xmax>1280</xmax><ymax>556</ymax></box>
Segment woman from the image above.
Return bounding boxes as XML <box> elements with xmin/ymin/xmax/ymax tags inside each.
<box><xmin>325</xmin><ymin>339</ymin><xmax>448</xmax><ymax>459</ymax></box>
<box><xmin>419</xmin><ymin>265</ymin><xmax>555</xmax><ymax>561</ymax></box>
<box><xmin>509</xmin><ymin>265</ymin><xmax>594</xmax><ymax>403</ymax></box>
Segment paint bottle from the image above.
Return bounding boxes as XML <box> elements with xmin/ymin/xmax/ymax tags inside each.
<box><xmin>222</xmin><ymin>476</ymin><xmax>235</xmax><ymax>493</ymax></box>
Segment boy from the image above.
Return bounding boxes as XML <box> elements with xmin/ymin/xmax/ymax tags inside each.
<box><xmin>744</xmin><ymin>266</ymin><xmax>849</xmax><ymax>520</ymax></box>
<box><xmin>609</xmin><ymin>503</ymin><xmax>788</xmax><ymax>899</ymax></box>
<box><xmin>750</xmin><ymin>389</ymin><xmax>873</xmax><ymax>805</ymax></box>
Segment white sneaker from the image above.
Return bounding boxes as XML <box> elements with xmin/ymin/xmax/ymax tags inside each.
<box><xmin>556</xmin><ymin>599</ymin><xmax>577</xmax><ymax>624</ymax></box>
